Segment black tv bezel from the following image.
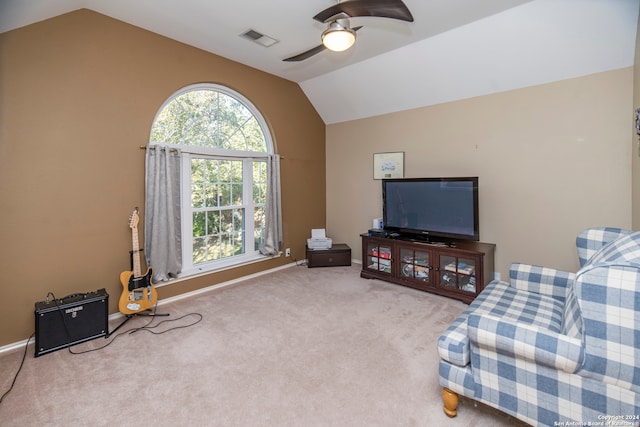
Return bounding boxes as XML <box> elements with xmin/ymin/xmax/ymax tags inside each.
<box><xmin>382</xmin><ymin>177</ymin><xmax>480</xmax><ymax>242</ymax></box>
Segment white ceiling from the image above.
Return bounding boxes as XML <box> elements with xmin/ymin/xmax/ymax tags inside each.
<box><xmin>1</xmin><ymin>0</ymin><xmax>639</xmax><ymax>124</ymax></box>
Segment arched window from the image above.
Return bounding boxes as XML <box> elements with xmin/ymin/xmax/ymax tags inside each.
<box><xmin>150</xmin><ymin>84</ymin><xmax>275</xmax><ymax>276</ymax></box>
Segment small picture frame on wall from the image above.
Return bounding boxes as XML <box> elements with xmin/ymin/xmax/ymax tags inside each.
<box><xmin>373</xmin><ymin>152</ymin><xmax>404</xmax><ymax>179</ymax></box>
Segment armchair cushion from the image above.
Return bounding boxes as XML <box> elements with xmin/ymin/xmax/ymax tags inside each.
<box><xmin>468</xmin><ymin>313</ymin><xmax>585</xmax><ymax>373</ymax></box>
<box><xmin>437</xmin><ymin>280</ymin><xmax>565</xmax><ymax>367</ymax></box>
<box><xmin>509</xmin><ymin>263</ymin><xmax>575</xmax><ymax>301</ymax></box>
<box><xmin>509</xmin><ymin>263</ymin><xmax>584</xmax><ymax>338</ymax></box>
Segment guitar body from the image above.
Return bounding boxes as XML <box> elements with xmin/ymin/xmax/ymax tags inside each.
<box><xmin>119</xmin><ymin>207</ymin><xmax>158</xmax><ymax>315</ymax></box>
<box><xmin>118</xmin><ymin>268</ymin><xmax>158</xmax><ymax>315</ymax></box>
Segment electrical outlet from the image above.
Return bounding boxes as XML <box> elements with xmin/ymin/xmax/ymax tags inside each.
<box><xmin>285</xmin><ymin>248</ymin><xmax>291</xmax><ymax>257</ymax></box>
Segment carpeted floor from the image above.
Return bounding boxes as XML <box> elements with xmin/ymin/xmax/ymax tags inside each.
<box><xmin>0</xmin><ymin>264</ymin><xmax>527</xmax><ymax>426</ymax></box>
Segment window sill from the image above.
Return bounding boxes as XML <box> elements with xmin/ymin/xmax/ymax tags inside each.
<box><xmin>154</xmin><ymin>252</ymin><xmax>281</xmax><ymax>288</ymax></box>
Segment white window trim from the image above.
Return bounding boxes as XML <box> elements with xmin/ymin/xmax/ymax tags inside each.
<box><xmin>179</xmin><ymin>154</ymin><xmax>267</xmax><ymax>277</ymax></box>
<box><xmin>150</xmin><ymin>83</ymin><xmax>275</xmax><ymax>280</ymax></box>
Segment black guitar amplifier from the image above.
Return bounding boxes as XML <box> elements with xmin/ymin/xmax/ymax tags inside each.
<box><xmin>34</xmin><ymin>289</ymin><xmax>109</xmax><ymax>357</ymax></box>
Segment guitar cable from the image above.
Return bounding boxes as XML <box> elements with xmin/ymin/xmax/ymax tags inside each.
<box><xmin>46</xmin><ymin>291</ymin><xmax>203</xmax><ymax>355</ymax></box>
<box><xmin>0</xmin><ymin>293</ymin><xmax>96</xmax><ymax>406</ymax></box>
<box><xmin>128</xmin><ymin>311</ymin><xmax>203</xmax><ymax>336</ymax></box>
<box><xmin>67</xmin><ymin>302</ymin><xmax>203</xmax><ymax>355</ymax></box>
<box><xmin>0</xmin><ymin>332</ymin><xmax>33</xmax><ymax>407</ymax></box>
<box><xmin>0</xmin><ymin>293</ymin><xmax>203</xmax><ymax>405</ymax></box>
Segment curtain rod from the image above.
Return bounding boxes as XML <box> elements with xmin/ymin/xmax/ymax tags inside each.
<box><xmin>140</xmin><ymin>145</ymin><xmax>179</xmax><ymax>153</ymax></box>
<box><xmin>139</xmin><ymin>145</ymin><xmax>283</xmax><ymax>159</ymax></box>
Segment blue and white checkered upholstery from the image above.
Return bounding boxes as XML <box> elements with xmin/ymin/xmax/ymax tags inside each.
<box><xmin>509</xmin><ymin>263</ymin><xmax>576</xmax><ymax>302</ymax></box>
<box><xmin>576</xmin><ymin>227</ymin><xmax>632</xmax><ymax>267</ymax></box>
<box><xmin>575</xmin><ymin>232</ymin><xmax>640</xmax><ymax>394</ymax></box>
<box><xmin>438</xmin><ymin>228</ymin><xmax>640</xmax><ymax>426</ymax></box>
<box><xmin>437</xmin><ymin>280</ymin><xmax>565</xmax><ymax>367</ymax></box>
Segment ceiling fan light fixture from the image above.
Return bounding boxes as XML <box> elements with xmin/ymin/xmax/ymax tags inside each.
<box><xmin>321</xmin><ymin>20</ymin><xmax>356</xmax><ymax>52</ymax></box>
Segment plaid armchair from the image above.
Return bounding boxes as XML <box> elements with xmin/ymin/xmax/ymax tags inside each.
<box><xmin>438</xmin><ymin>227</ymin><xmax>639</xmax><ymax>426</ymax></box>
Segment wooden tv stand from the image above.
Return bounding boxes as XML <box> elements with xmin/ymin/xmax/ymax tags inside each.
<box><xmin>360</xmin><ymin>234</ymin><xmax>495</xmax><ymax>304</ymax></box>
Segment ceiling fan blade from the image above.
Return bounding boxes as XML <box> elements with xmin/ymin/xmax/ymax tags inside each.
<box><xmin>283</xmin><ymin>44</ymin><xmax>327</xmax><ymax>62</ymax></box>
<box><xmin>283</xmin><ymin>26</ymin><xmax>363</xmax><ymax>62</ymax></box>
<box><xmin>313</xmin><ymin>0</ymin><xmax>413</xmax><ymax>23</ymax></box>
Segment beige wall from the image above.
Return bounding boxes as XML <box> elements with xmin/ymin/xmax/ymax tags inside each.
<box><xmin>0</xmin><ymin>10</ymin><xmax>326</xmax><ymax>347</ymax></box>
<box><xmin>327</xmin><ymin>69</ymin><xmax>633</xmax><ymax>280</ymax></box>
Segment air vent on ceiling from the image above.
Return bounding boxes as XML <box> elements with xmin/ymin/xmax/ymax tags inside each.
<box><xmin>241</xmin><ymin>29</ymin><xmax>279</xmax><ymax>47</ymax></box>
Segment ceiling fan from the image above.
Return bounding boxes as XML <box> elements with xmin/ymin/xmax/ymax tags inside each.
<box><xmin>283</xmin><ymin>0</ymin><xmax>414</xmax><ymax>62</ymax></box>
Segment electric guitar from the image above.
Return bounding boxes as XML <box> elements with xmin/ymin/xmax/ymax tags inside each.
<box><xmin>118</xmin><ymin>208</ymin><xmax>158</xmax><ymax>315</ymax></box>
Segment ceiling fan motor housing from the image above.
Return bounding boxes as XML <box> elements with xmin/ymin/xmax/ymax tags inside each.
<box><xmin>322</xmin><ymin>18</ymin><xmax>356</xmax><ymax>52</ymax></box>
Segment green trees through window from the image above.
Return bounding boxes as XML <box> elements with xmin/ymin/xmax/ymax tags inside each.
<box><xmin>151</xmin><ymin>90</ymin><xmax>267</xmax><ymax>152</ymax></box>
<box><xmin>150</xmin><ymin>85</ymin><xmax>271</xmax><ymax>271</ymax></box>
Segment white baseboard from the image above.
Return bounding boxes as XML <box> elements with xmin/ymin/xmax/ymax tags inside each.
<box><xmin>156</xmin><ymin>260</ymin><xmax>298</xmax><ymax>306</ymax></box>
<box><xmin>0</xmin><ymin>261</ymin><xmax>299</xmax><ymax>356</ymax></box>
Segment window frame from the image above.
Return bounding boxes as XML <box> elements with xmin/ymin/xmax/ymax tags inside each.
<box><xmin>149</xmin><ymin>83</ymin><xmax>275</xmax><ymax>278</ymax></box>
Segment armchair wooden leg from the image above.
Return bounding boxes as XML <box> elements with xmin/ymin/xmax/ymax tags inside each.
<box><xmin>442</xmin><ymin>387</ymin><xmax>459</xmax><ymax>418</ymax></box>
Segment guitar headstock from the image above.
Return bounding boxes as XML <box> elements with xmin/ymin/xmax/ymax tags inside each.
<box><xmin>128</xmin><ymin>207</ymin><xmax>140</xmax><ymax>229</ymax></box>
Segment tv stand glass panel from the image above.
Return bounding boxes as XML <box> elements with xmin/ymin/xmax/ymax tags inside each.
<box><xmin>399</xmin><ymin>247</ymin><xmax>432</xmax><ymax>283</ymax></box>
<box><xmin>360</xmin><ymin>233</ymin><xmax>495</xmax><ymax>304</ymax></box>
<box><xmin>365</xmin><ymin>240</ymin><xmax>392</xmax><ymax>275</ymax></box>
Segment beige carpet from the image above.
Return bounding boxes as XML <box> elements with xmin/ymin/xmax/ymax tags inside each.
<box><xmin>0</xmin><ymin>264</ymin><xmax>527</xmax><ymax>426</ymax></box>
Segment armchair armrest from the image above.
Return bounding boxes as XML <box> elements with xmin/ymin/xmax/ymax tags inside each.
<box><xmin>468</xmin><ymin>313</ymin><xmax>585</xmax><ymax>374</ymax></box>
<box><xmin>509</xmin><ymin>263</ymin><xmax>575</xmax><ymax>301</ymax></box>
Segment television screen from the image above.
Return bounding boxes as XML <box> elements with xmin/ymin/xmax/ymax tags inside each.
<box><xmin>382</xmin><ymin>177</ymin><xmax>479</xmax><ymax>241</ymax></box>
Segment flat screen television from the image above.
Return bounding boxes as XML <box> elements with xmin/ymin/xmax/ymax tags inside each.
<box><xmin>382</xmin><ymin>177</ymin><xmax>479</xmax><ymax>242</ymax></box>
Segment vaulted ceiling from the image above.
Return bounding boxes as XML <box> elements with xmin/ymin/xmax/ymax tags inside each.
<box><xmin>2</xmin><ymin>0</ymin><xmax>638</xmax><ymax>124</ymax></box>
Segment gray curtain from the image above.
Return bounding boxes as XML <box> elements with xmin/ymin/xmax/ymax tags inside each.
<box><xmin>145</xmin><ymin>145</ymin><xmax>182</xmax><ymax>281</ymax></box>
<box><xmin>259</xmin><ymin>154</ymin><xmax>282</xmax><ymax>256</ymax></box>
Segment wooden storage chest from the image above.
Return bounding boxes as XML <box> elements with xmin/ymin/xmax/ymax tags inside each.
<box><xmin>306</xmin><ymin>244</ymin><xmax>352</xmax><ymax>268</ymax></box>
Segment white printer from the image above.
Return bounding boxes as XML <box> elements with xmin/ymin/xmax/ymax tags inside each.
<box><xmin>306</xmin><ymin>228</ymin><xmax>332</xmax><ymax>250</ymax></box>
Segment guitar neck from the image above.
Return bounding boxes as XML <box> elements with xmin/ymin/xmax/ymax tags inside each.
<box><xmin>131</xmin><ymin>226</ymin><xmax>142</xmax><ymax>278</ymax></box>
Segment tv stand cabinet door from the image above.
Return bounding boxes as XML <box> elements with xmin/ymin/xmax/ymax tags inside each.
<box><xmin>437</xmin><ymin>251</ymin><xmax>482</xmax><ymax>300</ymax></box>
<box><xmin>361</xmin><ymin>236</ymin><xmax>393</xmax><ymax>278</ymax></box>
<box><xmin>396</xmin><ymin>243</ymin><xmax>434</xmax><ymax>288</ymax></box>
